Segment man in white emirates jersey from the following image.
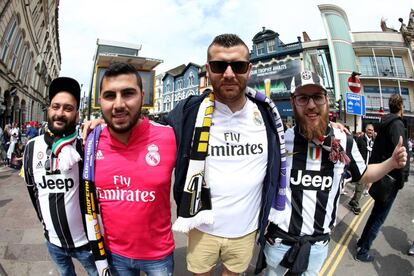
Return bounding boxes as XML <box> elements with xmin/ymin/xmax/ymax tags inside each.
<box><xmin>262</xmin><ymin>71</ymin><xmax>407</xmax><ymax>276</ymax></box>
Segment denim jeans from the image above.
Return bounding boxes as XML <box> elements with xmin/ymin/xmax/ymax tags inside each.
<box><xmin>264</xmin><ymin>239</ymin><xmax>329</xmax><ymax>276</ymax></box>
<box><xmin>108</xmin><ymin>251</ymin><xmax>174</xmax><ymax>276</ymax></box>
<box><xmin>357</xmin><ymin>188</ymin><xmax>398</xmax><ymax>254</ymax></box>
<box><xmin>46</xmin><ymin>241</ymin><xmax>97</xmax><ymax>276</ymax></box>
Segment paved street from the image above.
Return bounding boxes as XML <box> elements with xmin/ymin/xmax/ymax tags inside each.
<box><xmin>0</xmin><ymin>165</ymin><xmax>413</xmax><ymax>276</ymax></box>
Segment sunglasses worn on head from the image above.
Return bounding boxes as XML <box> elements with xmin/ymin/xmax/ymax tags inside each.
<box><xmin>208</xmin><ymin>61</ymin><xmax>250</xmax><ymax>74</ymax></box>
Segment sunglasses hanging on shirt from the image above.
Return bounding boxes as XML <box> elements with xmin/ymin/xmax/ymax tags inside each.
<box><xmin>45</xmin><ymin>148</ymin><xmax>54</xmax><ymax>173</ymax></box>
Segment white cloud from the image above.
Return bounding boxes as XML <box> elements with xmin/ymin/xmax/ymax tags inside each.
<box><xmin>58</xmin><ymin>0</ymin><xmax>413</xmax><ymax>96</ymax></box>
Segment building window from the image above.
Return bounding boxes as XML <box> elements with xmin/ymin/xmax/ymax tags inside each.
<box><xmin>0</xmin><ymin>17</ymin><xmax>18</xmax><ymax>62</ymax></box>
<box><xmin>24</xmin><ymin>55</ymin><xmax>33</xmax><ymax>85</ymax></box>
<box><xmin>18</xmin><ymin>46</ymin><xmax>28</xmax><ymax>80</ymax></box>
<box><xmin>267</xmin><ymin>40</ymin><xmax>276</xmax><ymax>53</ymax></box>
<box><xmin>11</xmin><ymin>33</ymin><xmax>23</xmax><ymax>72</ymax></box>
<box><xmin>364</xmin><ymin>86</ymin><xmax>410</xmax><ymax>111</ymax></box>
<box><xmin>256</xmin><ymin>43</ymin><xmax>265</xmax><ymax>55</ymax></box>
<box><xmin>189</xmin><ymin>73</ymin><xmax>195</xmax><ymax>86</ymax></box>
<box><xmin>177</xmin><ymin>80</ymin><xmax>183</xmax><ymax>90</ymax></box>
<box><xmin>32</xmin><ymin>0</ymin><xmax>43</xmax><ymax>27</ymax></box>
<box><xmin>359</xmin><ymin>56</ymin><xmax>407</xmax><ymax>78</ymax></box>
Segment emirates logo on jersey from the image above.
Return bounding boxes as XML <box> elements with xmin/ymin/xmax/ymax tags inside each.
<box><xmin>145</xmin><ymin>144</ymin><xmax>160</xmax><ymax>166</ymax></box>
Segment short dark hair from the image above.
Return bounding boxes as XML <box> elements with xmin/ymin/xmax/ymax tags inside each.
<box><xmin>389</xmin><ymin>93</ymin><xmax>403</xmax><ymax>114</ymax></box>
<box><xmin>100</xmin><ymin>62</ymin><xmax>143</xmax><ymax>92</ymax></box>
<box><xmin>207</xmin><ymin>34</ymin><xmax>250</xmax><ymax>61</ymax></box>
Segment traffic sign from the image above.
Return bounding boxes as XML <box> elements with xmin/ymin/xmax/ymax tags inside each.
<box><xmin>345</xmin><ymin>92</ymin><xmax>365</xmax><ymax>116</ymax></box>
<box><xmin>348</xmin><ymin>76</ymin><xmax>361</xmax><ymax>93</ymax></box>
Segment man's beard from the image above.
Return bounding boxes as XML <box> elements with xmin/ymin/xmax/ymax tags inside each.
<box><xmin>295</xmin><ymin>107</ymin><xmax>329</xmax><ymax>141</ymax></box>
<box><xmin>102</xmin><ymin>110</ymin><xmax>141</xmax><ymax>134</ymax></box>
<box><xmin>47</xmin><ymin>115</ymin><xmax>77</xmax><ymax>137</ymax></box>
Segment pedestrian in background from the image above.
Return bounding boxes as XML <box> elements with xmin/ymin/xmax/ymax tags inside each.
<box><xmin>348</xmin><ymin>124</ymin><xmax>374</xmax><ymax>215</ymax></box>
<box><xmin>3</xmin><ymin>124</ymin><xmax>10</xmax><ymax>165</ymax></box>
<box><xmin>6</xmin><ymin>122</ymin><xmax>19</xmax><ymax>167</ymax></box>
<box><xmin>356</xmin><ymin>93</ymin><xmax>410</xmax><ymax>262</ymax></box>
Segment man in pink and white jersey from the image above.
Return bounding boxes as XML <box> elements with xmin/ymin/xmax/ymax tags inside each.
<box><xmin>90</xmin><ymin>62</ymin><xmax>176</xmax><ymax>275</ymax></box>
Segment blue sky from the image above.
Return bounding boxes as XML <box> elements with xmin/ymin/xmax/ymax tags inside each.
<box><xmin>58</xmin><ymin>0</ymin><xmax>413</xmax><ymax>96</ymax></box>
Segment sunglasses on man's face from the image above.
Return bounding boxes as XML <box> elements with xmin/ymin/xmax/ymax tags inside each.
<box><xmin>208</xmin><ymin>61</ymin><xmax>250</xmax><ymax>74</ymax></box>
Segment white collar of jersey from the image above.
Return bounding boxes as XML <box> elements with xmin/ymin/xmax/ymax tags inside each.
<box><xmin>214</xmin><ymin>97</ymin><xmax>250</xmax><ymax>115</ymax></box>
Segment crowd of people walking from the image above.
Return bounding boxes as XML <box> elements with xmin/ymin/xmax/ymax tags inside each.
<box><xmin>0</xmin><ymin>121</ymin><xmax>42</xmax><ymax>169</ymax></box>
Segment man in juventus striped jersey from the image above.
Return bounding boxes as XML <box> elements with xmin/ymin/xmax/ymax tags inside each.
<box><xmin>262</xmin><ymin>71</ymin><xmax>407</xmax><ymax>275</ymax></box>
<box><xmin>23</xmin><ymin>77</ymin><xmax>97</xmax><ymax>276</ymax></box>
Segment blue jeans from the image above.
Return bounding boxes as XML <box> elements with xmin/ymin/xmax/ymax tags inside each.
<box><xmin>357</xmin><ymin>188</ymin><xmax>398</xmax><ymax>254</ymax></box>
<box><xmin>46</xmin><ymin>241</ymin><xmax>97</xmax><ymax>276</ymax></box>
<box><xmin>108</xmin><ymin>251</ymin><xmax>174</xmax><ymax>276</ymax></box>
<box><xmin>264</xmin><ymin>240</ymin><xmax>329</xmax><ymax>276</ymax></box>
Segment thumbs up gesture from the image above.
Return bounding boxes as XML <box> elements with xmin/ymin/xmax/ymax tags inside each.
<box><xmin>392</xmin><ymin>136</ymin><xmax>407</xmax><ymax>169</ymax></box>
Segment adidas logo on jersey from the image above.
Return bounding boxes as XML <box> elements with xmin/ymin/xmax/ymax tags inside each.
<box><xmin>290</xmin><ymin>169</ymin><xmax>333</xmax><ymax>191</ymax></box>
<box><xmin>96</xmin><ymin>150</ymin><xmax>104</xmax><ymax>160</ymax></box>
<box><xmin>36</xmin><ymin>161</ymin><xmax>43</xmax><ymax>169</ymax></box>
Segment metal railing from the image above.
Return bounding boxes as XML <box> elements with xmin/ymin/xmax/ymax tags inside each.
<box><xmin>359</xmin><ymin>65</ymin><xmax>413</xmax><ymax>79</ymax></box>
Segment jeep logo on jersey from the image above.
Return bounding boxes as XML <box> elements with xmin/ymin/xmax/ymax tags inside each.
<box><xmin>290</xmin><ymin>169</ymin><xmax>333</xmax><ymax>191</ymax></box>
<box><xmin>39</xmin><ymin>175</ymin><xmax>74</xmax><ymax>192</ymax></box>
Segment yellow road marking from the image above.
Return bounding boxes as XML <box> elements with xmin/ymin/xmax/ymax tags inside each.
<box><xmin>326</xmin><ymin>198</ymin><xmax>375</xmax><ymax>275</ymax></box>
<box><xmin>319</xmin><ymin>198</ymin><xmax>373</xmax><ymax>275</ymax></box>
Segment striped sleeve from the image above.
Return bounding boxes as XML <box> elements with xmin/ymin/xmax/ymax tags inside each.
<box><xmin>23</xmin><ymin>140</ymin><xmax>43</xmax><ymax>222</ymax></box>
<box><xmin>347</xmin><ymin>136</ymin><xmax>367</xmax><ymax>182</ymax></box>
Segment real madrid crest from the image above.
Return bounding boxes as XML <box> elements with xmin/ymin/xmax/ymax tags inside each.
<box><xmin>253</xmin><ymin>111</ymin><xmax>263</xmax><ymax>126</ymax></box>
<box><xmin>145</xmin><ymin>144</ymin><xmax>160</xmax><ymax>166</ymax></box>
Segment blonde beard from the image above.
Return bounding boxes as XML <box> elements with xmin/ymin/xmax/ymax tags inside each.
<box><xmin>295</xmin><ymin>108</ymin><xmax>329</xmax><ymax>141</ymax></box>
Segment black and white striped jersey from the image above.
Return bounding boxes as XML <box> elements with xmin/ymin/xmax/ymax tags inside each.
<box><xmin>273</xmin><ymin>126</ymin><xmax>366</xmax><ymax>236</ymax></box>
<box><xmin>23</xmin><ymin>135</ymin><xmax>88</xmax><ymax>248</ymax></box>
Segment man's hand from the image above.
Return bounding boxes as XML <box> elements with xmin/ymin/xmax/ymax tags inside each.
<box><xmin>392</xmin><ymin>136</ymin><xmax>407</xmax><ymax>169</ymax></box>
<box><xmin>331</xmin><ymin>122</ymin><xmax>350</xmax><ymax>134</ymax></box>
<box><xmin>82</xmin><ymin>118</ymin><xmax>105</xmax><ymax>144</ymax></box>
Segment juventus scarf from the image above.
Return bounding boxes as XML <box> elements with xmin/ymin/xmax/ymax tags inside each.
<box><xmin>45</xmin><ymin>128</ymin><xmax>81</xmax><ymax>172</ymax></box>
<box><xmin>173</xmin><ymin>89</ymin><xmax>287</xmax><ymax>233</ymax></box>
<box><xmin>82</xmin><ymin>124</ymin><xmax>110</xmax><ymax>276</ymax></box>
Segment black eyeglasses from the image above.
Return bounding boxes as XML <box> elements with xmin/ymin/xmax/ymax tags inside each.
<box><xmin>208</xmin><ymin>61</ymin><xmax>250</xmax><ymax>74</ymax></box>
<box><xmin>293</xmin><ymin>94</ymin><xmax>327</xmax><ymax>106</ymax></box>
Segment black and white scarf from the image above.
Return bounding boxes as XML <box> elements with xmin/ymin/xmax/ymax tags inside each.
<box><xmin>173</xmin><ymin>88</ymin><xmax>287</xmax><ymax>232</ymax></box>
